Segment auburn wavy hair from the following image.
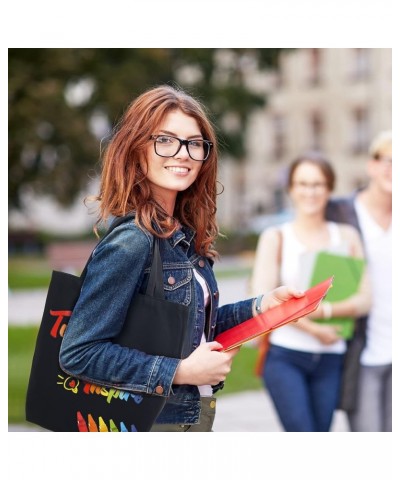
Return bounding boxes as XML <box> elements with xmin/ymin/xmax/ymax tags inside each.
<box><xmin>94</xmin><ymin>84</ymin><xmax>219</xmax><ymax>258</ymax></box>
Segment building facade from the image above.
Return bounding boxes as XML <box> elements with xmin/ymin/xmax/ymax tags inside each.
<box><xmin>217</xmin><ymin>48</ymin><xmax>392</xmax><ymax>231</ymax></box>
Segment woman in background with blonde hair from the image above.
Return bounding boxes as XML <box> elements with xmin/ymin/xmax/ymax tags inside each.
<box><xmin>326</xmin><ymin>131</ymin><xmax>392</xmax><ymax>432</ymax></box>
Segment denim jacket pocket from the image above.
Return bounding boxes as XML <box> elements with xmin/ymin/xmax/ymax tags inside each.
<box><xmin>162</xmin><ymin>265</ymin><xmax>192</xmax><ymax>306</ymax></box>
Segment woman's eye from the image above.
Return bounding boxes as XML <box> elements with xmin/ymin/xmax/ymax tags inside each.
<box><xmin>157</xmin><ymin>135</ymin><xmax>173</xmax><ymax>144</ymax></box>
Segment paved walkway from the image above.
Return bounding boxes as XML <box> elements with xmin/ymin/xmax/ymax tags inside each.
<box><xmin>9</xmin><ymin>389</ymin><xmax>349</xmax><ymax>432</ymax></box>
<box><xmin>8</xmin><ymin>288</ymin><xmax>49</xmax><ymax>325</ymax></box>
<box><xmin>214</xmin><ymin>389</ymin><xmax>349</xmax><ymax>432</ymax></box>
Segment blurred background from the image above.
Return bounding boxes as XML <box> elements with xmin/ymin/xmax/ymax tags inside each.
<box><xmin>9</xmin><ymin>48</ymin><xmax>392</xmax><ymax>251</ymax></box>
<box><xmin>8</xmin><ymin>48</ymin><xmax>392</xmax><ymax>429</ymax></box>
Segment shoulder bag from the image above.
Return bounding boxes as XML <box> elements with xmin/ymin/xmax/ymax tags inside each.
<box><xmin>25</xmin><ymin>215</ymin><xmax>188</xmax><ymax>432</ymax></box>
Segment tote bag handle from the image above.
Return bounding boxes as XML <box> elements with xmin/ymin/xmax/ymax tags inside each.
<box><xmin>79</xmin><ymin>214</ymin><xmax>164</xmax><ymax>300</ymax></box>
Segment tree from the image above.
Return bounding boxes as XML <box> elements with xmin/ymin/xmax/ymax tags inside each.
<box><xmin>9</xmin><ymin>48</ymin><xmax>285</xmax><ymax>210</ymax></box>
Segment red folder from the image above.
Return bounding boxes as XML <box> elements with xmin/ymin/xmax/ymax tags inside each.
<box><xmin>215</xmin><ymin>276</ymin><xmax>334</xmax><ymax>351</ymax></box>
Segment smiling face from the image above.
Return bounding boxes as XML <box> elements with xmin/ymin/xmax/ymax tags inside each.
<box><xmin>140</xmin><ymin>109</ymin><xmax>204</xmax><ymax>214</ymax></box>
<box><xmin>289</xmin><ymin>161</ymin><xmax>331</xmax><ymax>217</ymax></box>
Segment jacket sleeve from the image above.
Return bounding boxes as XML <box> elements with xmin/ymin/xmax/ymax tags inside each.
<box><xmin>59</xmin><ymin>224</ymin><xmax>180</xmax><ymax>397</ymax></box>
<box><xmin>214</xmin><ymin>298</ymin><xmax>255</xmax><ymax>337</ymax></box>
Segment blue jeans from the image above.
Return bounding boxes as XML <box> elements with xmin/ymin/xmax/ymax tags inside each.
<box><xmin>263</xmin><ymin>345</ymin><xmax>344</xmax><ymax>432</ymax></box>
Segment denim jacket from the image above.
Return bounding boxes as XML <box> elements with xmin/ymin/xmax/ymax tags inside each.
<box><xmin>59</xmin><ymin>218</ymin><xmax>255</xmax><ymax>425</ymax></box>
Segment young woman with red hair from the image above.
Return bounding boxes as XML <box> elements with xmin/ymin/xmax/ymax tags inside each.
<box><xmin>60</xmin><ymin>84</ymin><xmax>303</xmax><ymax>431</ymax></box>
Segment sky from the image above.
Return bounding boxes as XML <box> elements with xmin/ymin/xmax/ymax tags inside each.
<box><xmin>3</xmin><ymin>1</ymin><xmax>396</xmax><ymax>479</ymax></box>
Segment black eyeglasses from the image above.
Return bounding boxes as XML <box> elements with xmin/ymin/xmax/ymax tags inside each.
<box><xmin>150</xmin><ymin>135</ymin><xmax>213</xmax><ymax>161</ymax></box>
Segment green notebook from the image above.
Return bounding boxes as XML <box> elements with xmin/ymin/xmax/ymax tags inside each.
<box><xmin>308</xmin><ymin>251</ymin><xmax>365</xmax><ymax>339</ymax></box>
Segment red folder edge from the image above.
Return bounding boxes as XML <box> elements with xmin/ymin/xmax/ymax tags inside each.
<box><xmin>215</xmin><ymin>276</ymin><xmax>334</xmax><ymax>351</ymax></box>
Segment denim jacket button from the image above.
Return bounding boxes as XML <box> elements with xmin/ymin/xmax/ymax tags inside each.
<box><xmin>213</xmin><ymin>291</ymin><xmax>219</xmax><ymax>299</ymax></box>
<box><xmin>198</xmin><ymin>260</ymin><xmax>205</xmax><ymax>267</ymax></box>
<box><xmin>155</xmin><ymin>385</ymin><xmax>164</xmax><ymax>394</ymax></box>
<box><xmin>167</xmin><ymin>276</ymin><xmax>176</xmax><ymax>285</ymax></box>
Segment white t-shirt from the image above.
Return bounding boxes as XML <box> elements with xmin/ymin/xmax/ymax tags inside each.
<box><xmin>355</xmin><ymin>198</ymin><xmax>392</xmax><ymax>366</ymax></box>
<box><xmin>193</xmin><ymin>269</ymin><xmax>213</xmax><ymax>396</ymax></box>
<box><xmin>270</xmin><ymin>222</ymin><xmax>349</xmax><ymax>354</ymax></box>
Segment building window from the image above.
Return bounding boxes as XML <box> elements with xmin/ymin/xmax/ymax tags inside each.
<box><xmin>309</xmin><ymin>48</ymin><xmax>322</xmax><ymax>86</ymax></box>
<box><xmin>351</xmin><ymin>107</ymin><xmax>370</xmax><ymax>154</ymax></box>
<box><xmin>309</xmin><ymin>110</ymin><xmax>324</xmax><ymax>151</ymax></box>
<box><xmin>272</xmin><ymin>114</ymin><xmax>286</xmax><ymax>160</ymax></box>
<box><xmin>275</xmin><ymin>62</ymin><xmax>284</xmax><ymax>89</ymax></box>
<box><xmin>351</xmin><ymin>48</ymin><xmax>370</xmax><ymax>81</ymax></box>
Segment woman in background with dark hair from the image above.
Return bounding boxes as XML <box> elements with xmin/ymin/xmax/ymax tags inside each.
<box><xmin>250</xmin><ymin>152</ymin><xmax>371</xmax><ymax>432</ymax></box>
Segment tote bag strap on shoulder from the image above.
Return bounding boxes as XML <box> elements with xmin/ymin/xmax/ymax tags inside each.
<box><xmin>80</xmin><ymin>213</ymin><xmax>164</xmax><ymax>299</ymax></box>
<box><xmin>105</xmin><ymin>213</ymin><xmax>164</xmax><ymax>299</ymax></box>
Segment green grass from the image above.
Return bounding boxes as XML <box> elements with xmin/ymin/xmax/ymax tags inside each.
<box><xmin>216</xmin><ymin>346</ymin><xmax>263</xmax><ymax>396</ymax></box>
<box><xmin>8</xmin><ymin>256</ymin><xmax>52</xmax><ymax>289</ymax></box>
<box><xmin>8</xmin><ymin>326</ymin><xmax>39</xmax><ymax>424</ymax></box>
<box><xmin>8</xmin><ymin>326</ymin><xmax>262</xmax><ymax>425</ymax></box>
<box><xmin>214</xmin><ymin>267</ymin><xmax>252</xmax><ymax>280</ymax></box>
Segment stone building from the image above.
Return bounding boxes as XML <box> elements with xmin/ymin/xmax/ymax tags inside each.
<box><xmin>217</xmin><ymin>48</ymin><xmax>392</xmax><ymax>231</ymax></box>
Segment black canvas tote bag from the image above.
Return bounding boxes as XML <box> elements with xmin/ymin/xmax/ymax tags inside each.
<box><xmin>25</xmin><ymin>215</ymin><xmax>188</xmax><ymax>432</ymax></box>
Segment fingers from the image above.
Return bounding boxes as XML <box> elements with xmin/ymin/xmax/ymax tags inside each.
<box><xmin>280</xmin><ymin>286</ymin><xmax>304</xmax><ymax>298</ymax></box>
<box><xmin>288</xmin><ymin>287</ymin><xmax>305</xmax><ymax>298</ymax></box>
<box><xmin>206</xmin><ymin>342</ymin><xmax>240</xmax><ymax>357</ymax></box>
<box><xmin>265</xmin><ymin>286</ymin><xmax>305</xmax><ymax>309</ymax></box>
<box><xmin>273</xmin><ymin>285</ymin><xmax>304</xmax><ymax>300</ymax></box>
<box><xmin>207</xmin><ymin>341</ymin><xmax>223</xmax><ymax>351</ymax></box>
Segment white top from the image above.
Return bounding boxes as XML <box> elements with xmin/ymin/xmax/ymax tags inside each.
<box><xmin>355</xmin><ymin>198</ymin><xmax>392</xmax><ymax>365</ymax></box>
<box><xmin>270</xmin><ymin>222</ymin><xmax>349</xmax><ymax>354</ymax></box>
<box><xmin>193</xmin><ymin>269</ymin><xmax>213</xmax><ymax>396</ymax></box>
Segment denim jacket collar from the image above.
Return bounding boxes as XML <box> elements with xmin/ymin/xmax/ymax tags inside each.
<box><xmin>168</xmin><ymin>226</ymin><xmax>196</xmax><ymax>250</ymax></box>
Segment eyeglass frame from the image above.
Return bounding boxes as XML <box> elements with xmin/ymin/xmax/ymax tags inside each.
<box><xmin>150</xmin><ymin>134</ymin><xmax>213</xmax><ymax>162</ymax></box>
<box><xmin>291</xmin><ymin>180</ymin><xmax>329</xmax><ymax>192</ymax></box>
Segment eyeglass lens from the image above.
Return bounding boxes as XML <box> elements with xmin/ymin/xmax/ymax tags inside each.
<box><xmin>292</xmin><ymin>181</ymin><xmax>328</xmax><ymax>191</ymax></box>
